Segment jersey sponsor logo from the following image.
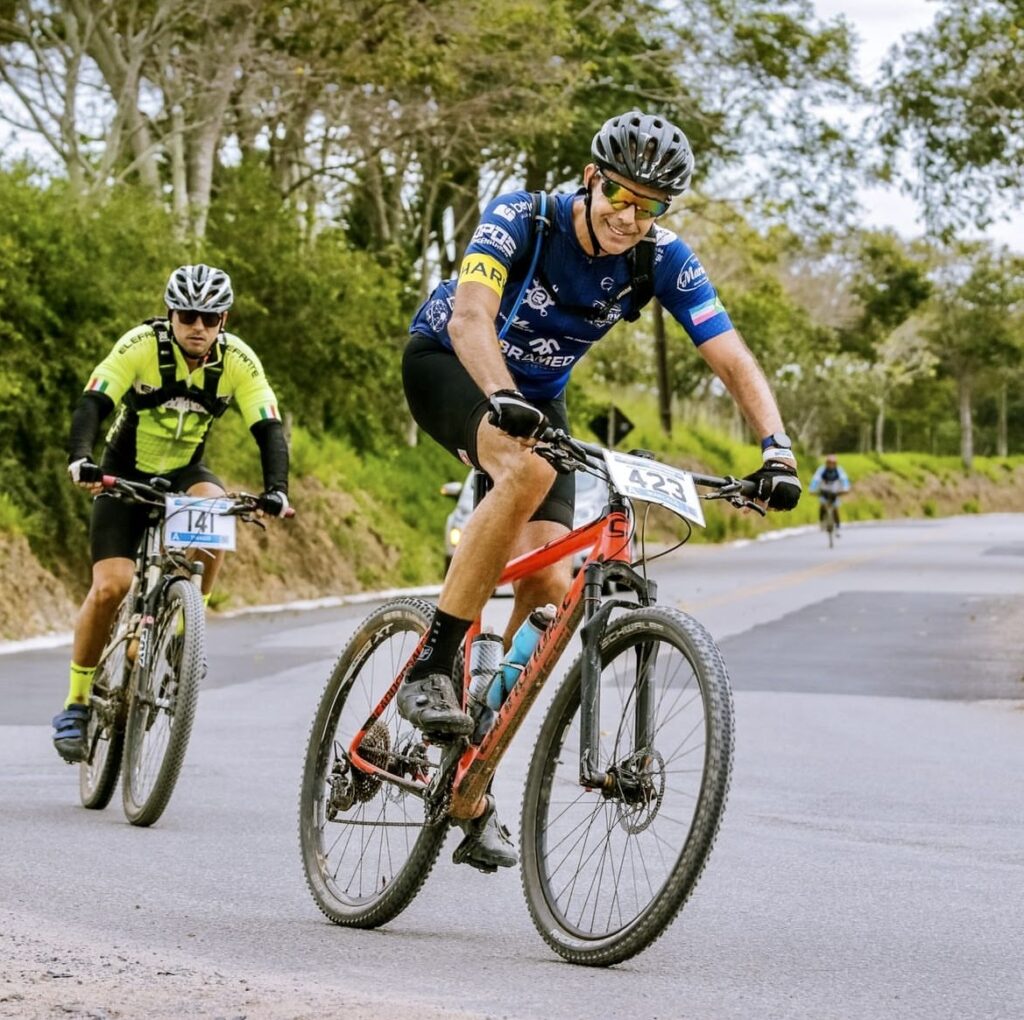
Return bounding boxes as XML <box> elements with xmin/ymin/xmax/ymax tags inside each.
<box><xmin>493</xmin><ymin>198</ymin><xmax>532</xmax><ymax>222</ymax></box>
<box><xmin>676</xmin><ymin>253</ymin><xmax>708</xmax><ymax>293</ymax></box>
<box><xmin>591</xmin><ymin>303</ymin><xmax>622</xmax><ymax>327</ymax></box>
<box><xmin>530</xmin><ymin>337</ymin><xmax>561</xmax><ymax>356</ymax></box>
<box><xmin>160</xmin><ymin>395</ymin><xmax>210</xmax><ymax>416</ymax></box>
<box><xmin>227</xmin><ymin>345</ymin><xmax>260</xmax><ymax>379</ymax></box>
<box><xmin>600</xmin><ymin>277</ymin><xmax>615</xmax><ymax>292</ymax></box>
<box><xmin>470</xmin><ymin>222</ymin><xmax>517</xmax><ymax>258</ymax></box>
<box><xmin>425</xmin><ymin>298</ymin><xmax>450</xmax><ymax>332</ymax></box>
<box><xmin>523</xmin><ymin>281</ymin><xmax>554</xmax><ymax>316</ymax></box>
<box><xmin>458</xmin><ymin>253</ymin><xmax>507</xmax><ymax>296</ymax></box>
<box><xmin>690</xmin><ymin>295</ymin><xmax>726</xmax><ymax>326</ymax></box>
<box><xmin>499</xmin><ymin>338</ymin><xmax>575</xmax><ymax>369</ymax></box>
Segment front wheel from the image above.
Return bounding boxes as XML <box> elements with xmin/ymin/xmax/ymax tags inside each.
<box><xmin>121</xmin><ymin>578</ymin><xmax>205</xmax><ymax>826</ymax></box>
<box><xmin>299</xmin><ymin>598</ymin><xmax>451</xmax><ymax>929</ymax></box>
<box><xmin>520</xmin><ymin>606</ymin><xmax>734</xmax><ymax>966</ymax></box>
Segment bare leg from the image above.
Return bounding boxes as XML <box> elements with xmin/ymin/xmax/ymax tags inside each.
<box><xmin>72</xmin><ymin>558</ymin><xmax>135</xmax><ymax>668</ymax></box>
<box><xmin>438</xmin><ymin>420</ymin><xmax>557</xmax><ymax>623</ymax></box>
<box><xmin>503</xmin><ymin>520</ymin><xmax>572</xmax><ymax>647</ymax></box>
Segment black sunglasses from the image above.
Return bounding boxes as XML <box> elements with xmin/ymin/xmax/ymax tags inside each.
<box><xmin>175</xmin><ymin>309</ymin><xmax>223</xmax><ymax>328</ymax></box>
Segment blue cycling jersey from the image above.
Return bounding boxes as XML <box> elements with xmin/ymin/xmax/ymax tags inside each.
<box><xmin>409</xmin><ymin>189</ymin><xmax>734</xmax><ymax>402</ymax></box>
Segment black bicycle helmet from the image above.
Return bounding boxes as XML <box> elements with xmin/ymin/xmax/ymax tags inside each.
<box><xmin>164</xmin><ymin>263</ymin><xmax>234</xmax><ymax>312</ymax></box>
<box><xmin>591</xmin><ymin>111</ymin><xmax>694</xmax><ymax>196</ymax></box>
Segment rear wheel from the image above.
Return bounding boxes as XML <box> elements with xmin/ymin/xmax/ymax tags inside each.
<box><xmin>520</xmin><ymin>606</ymin><xmax>734</xmax><ymax>966</ymax></box>
<box><xmin>121</xmin><ymin>578</ymin><xmax>205</xmax><ymax>826</ymax></box>
<box><xmin>79</xmin><ymin>594</ymin><xmax>133</xmax><ymax>810</ymax></box>
<box><xmin>299</xmin><ymin>598</ymin><xmax>451</xmax><ymax>928</ymax></box>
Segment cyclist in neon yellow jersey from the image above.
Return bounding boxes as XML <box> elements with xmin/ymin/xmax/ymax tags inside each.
<box><xmin>52</xmin><ymin>264</ymin><xmax>290</xmax><ymax>763</ymax></box>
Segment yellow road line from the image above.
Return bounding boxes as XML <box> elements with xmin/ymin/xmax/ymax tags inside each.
<box><xmin>676</xmin><ymin>529</ymin><xmax>944</xmax><ymax>613</ymax></box>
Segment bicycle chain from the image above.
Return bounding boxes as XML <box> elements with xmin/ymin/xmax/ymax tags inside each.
<box><xmin>423</xmin><ymin>742</ymin><xmax>462</xmax><ymax>826</ymax></box>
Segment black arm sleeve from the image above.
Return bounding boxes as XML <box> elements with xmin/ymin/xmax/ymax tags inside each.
<box><xmin>67</xmin><ymin>392</ymin><xmax>114</xmax><ymax>462</ymax></box>
<box><xmin>250</xmin><ymin>418</ymin><xmax>289</xmax><ymax>494</ymax></box>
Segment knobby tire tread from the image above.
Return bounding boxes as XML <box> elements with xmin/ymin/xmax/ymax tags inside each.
<box><xmin>79</xmin><ymin>597</ymin><xmax>133</xmax><ymax>810</ymax></box>
<box><xmin>298</xmin><ymin>597</ymin><xmax>448</xmax><ymax>929</ymax></box>
<box><xmin>520</xmin><ymin>606</ymin><xmax>734</xmax><ymax>966</ymax></box>
<box><xmin>122</xmin><ymin>578</ymin><xmax>204</xmax><ymax>826</ymax></box>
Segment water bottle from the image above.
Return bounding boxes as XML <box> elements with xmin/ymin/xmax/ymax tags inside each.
<box><xmin>467</xmin><ymin>632</ymin><xmax>503</xmax><ymax>744</ymax></box>
<box><xmin>486</xmin><ymin>604</ymin><xmax>557</xmax><ymax>711</ymax></box>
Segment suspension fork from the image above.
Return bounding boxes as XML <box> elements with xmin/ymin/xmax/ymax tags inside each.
<box><xmin>578</xmin><ymin>563</ymin><xmax>659</xmax><ymax>789</ymax></box>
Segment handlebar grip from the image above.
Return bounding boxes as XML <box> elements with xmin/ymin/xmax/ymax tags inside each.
<box><xmin>101</xmin><ymin>474</ymin><xmax>117</xmax><ymax>488</ymax></box>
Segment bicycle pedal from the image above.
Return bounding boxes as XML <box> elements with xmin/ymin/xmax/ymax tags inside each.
<box><xmin>452</xmin><ymin>845</ymin><xmax>498</xmax><ymax>874</ymax></box>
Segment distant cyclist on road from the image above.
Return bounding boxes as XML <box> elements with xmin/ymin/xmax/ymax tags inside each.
<box><xmin>52</xmin><ymin>264</ymin><xmax>291</xmax><ymax>764</ymax></box>
<box><xmin>400</xmin><ymin>111</ymin><xmax>802</xmax><ymax>872</ymax></box>
<box><xmin>809</xmin><ymin>454</ymin><xmax>851</xmax><ymax>532</ymax></box>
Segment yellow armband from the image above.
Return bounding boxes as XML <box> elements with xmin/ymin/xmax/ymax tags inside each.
<box><xmin>458</xmin><ymin>253</ymin><xmax>507</xmax><ymax>297</ymax></box>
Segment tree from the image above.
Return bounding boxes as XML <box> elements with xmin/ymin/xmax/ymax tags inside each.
<box><xmin>924</xmin><ymin>243</ymin><xmax>1024</xmax><ymax>467</ymax></box>
<box><xmin>876</xmin><ymin>0</ymin><xmax>1024</xmax><ymax>236</ymax></box>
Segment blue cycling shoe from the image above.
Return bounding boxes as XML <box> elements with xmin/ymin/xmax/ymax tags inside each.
<box><xmin>52</xmin><ymin>703</ymin><xmax>90</xmax><ymax>764</ymax></box>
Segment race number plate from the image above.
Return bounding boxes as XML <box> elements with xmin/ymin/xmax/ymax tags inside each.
<box><xmin>163</xmin><ymin>496</ymin><xmax>237</xmax><ymax>551</ymax></box>
<box><xmin>603</xmin><ymin>450</ymin><xmax>706</xmax><ymax>528</ymax></box>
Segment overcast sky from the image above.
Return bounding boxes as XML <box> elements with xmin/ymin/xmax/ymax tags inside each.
<box><xmin>814</xmin><ymin>0</ymin><xmax>1022</xmax><ymax>249</ymax></box>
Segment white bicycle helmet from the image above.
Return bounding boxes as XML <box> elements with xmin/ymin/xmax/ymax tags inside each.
<box><xmin>164</xmin><ymin>263</ymin><xmax>234</xmax><ymax>312</ymax></box>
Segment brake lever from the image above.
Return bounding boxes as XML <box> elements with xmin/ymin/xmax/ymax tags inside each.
<box><xmin>730</xmin><ymin>496</ymin><xmax>766</xmax><ymax>516</ymax></box>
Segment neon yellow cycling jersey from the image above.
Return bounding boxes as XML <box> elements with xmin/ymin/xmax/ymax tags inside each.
<box><xmin>85</xmin><ymin>322</ymin><xmax>280</xmax><ymax>475</ymax></box>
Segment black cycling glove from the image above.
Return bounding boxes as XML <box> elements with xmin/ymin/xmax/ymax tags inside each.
<box><xmin>743</xmin><ymin>459</ymin><xmax>802</xmax><ymax>511</ymax></box>
<box><xmin>258</xmin><ymin>490</ymin><xmax>291</xmax><ymax>517</ymax></box>
<box><xmin>67</xmin><ymin>458</ymin><xmax>101</xmax><ymax>485</ymax></box>
<box><xmin>487</xmin><ymin>389</ymin><xmax>547</xmax><ymax>440</ymax></box>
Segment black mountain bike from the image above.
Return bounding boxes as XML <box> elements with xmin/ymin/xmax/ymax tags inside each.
<box><xmin>79</xmin><ymin>473</ymin><xmax>282</xmax><ymax>826</ymax></box>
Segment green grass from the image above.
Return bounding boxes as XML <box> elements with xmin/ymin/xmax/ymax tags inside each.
<box><xmin>134</xmin><ymin>392</ymin><xmax>1024</xmax><ymax>595</ymax></box>
<box><xmin>0</xmin><ymin>492</ymin><xmax>25</xmax><ymax>536</ymax></box>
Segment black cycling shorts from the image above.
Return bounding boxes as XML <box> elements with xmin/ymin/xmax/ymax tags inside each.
<box><xmin>403</xmin><ymin>334</ymin><xmax>574</xmax><ymax>528</ymax></box>
<box><xmin>90</xmin><ymin>457</ymin><xmax>223</xmax><ymax>563</ymax></box>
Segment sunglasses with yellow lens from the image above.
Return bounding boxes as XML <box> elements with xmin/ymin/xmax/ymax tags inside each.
<box><xmin>597</xmin><ymin>174</ymin><xmax>670</xmax><ymax>219</ymax></box>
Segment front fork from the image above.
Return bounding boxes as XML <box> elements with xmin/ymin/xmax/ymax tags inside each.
<box><xmin>578</xmin><ymin>561</ymin><xmax>658</xmax><ymax>790</ymax></box>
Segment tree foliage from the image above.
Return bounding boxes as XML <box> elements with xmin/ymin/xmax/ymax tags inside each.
<box><xmin>876</xmin><ymin>0</ymin><xmax>1024</xmax><ymax>235</ymax></box>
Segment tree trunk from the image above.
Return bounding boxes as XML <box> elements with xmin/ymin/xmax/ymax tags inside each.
<box><xmin>874</xmin><ymin>398</ymin><xmax>885</xmax><ymax>455</ymax></box>
<box><xmin>958</xmin><ymin>373</ymin><xmax>974</xmax><ymax>469</ymax></box>
<box><xmin>170</xmin><ymin>104</ymin><xmax>189</xmax><ymax>244</ymax></box>
<box><xmin>652</xmin><ymin>301</ymin><xmax>671</xmax><ymax>434</ymax></box>
<box><xmin>186</xmin><ymin>21</ymin><xmax>254</xmax><ymax>240</ymax></box>
<box><xmin>997</xmin><ymin>381</ymin><xmax>1008</xmax><ymax>457</ymax></box>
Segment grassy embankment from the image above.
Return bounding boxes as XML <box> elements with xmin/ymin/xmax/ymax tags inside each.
<box><xmin>1</xmin><ymin>396</ymin><xmax>1021</xmax><ymax>639</ymax></box>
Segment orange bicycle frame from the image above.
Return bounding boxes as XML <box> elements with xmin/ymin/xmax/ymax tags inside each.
<box><xmin>347</xmin><ymin>503</ymin><xmax>634</xmax><ymax>819</ymax></box>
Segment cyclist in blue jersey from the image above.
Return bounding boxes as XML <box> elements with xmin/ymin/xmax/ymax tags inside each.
<box><xmin>402</xmin><ymin>111</ymin><xmax>801</xmax><ymax>871</ymax></box>
<box><xmin>809</xmin><ymin>454</ymin><xmax>851</xmax><ymax>532</ymax></box>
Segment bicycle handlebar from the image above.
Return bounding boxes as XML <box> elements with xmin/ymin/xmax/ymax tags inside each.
<box><xmin>90</xmin><ymin>473</ymin><xmax>296</xmax><ymax>520</ymax></box>
<box><xmin>533</xmin><ymin>427</ymin><xmax>761</xmax><ymax>507</ymax></box>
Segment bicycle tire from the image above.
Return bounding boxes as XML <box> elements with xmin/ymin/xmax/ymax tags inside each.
<box><xmin>520</xmin><ymin>606</ymin><xmax>734</xmax><ymax>966</ymax></box>
<box><xmin>79</xmin><ymin>596</ymin><xmax>133</xmax><ymax>810</ymax></box>
<box><xmin>121</xmin><ymin>577</ymin><xmax>205</xmax><ymax>826</ymax></box>
<box><xmin>299</xmin><ymin>597</ymin><xmax>450</xmax><ymax>929</ymax></box>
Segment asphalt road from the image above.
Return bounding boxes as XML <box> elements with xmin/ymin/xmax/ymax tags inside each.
<box><xmin>2</xmin><ymin>514</ymin><xmax>1023</xmax><ymax>1019</ymax></box>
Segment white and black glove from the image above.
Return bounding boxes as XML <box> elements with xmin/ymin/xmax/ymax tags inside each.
<box><xmin>68</xmin><ymin>457</ymin><xmax>101</xmax><ymax>485</ymax></box>
<box><xmin>487</xmin><ymin>389</ymin><xmax>547</xmax><ymax>440</ymax></box>
<box><xmin>258</xmin><ymin>490</ymin><xmax>290</xmax><ymax>517</ymax></box>
<box><xmin>743</xmin><ymin>456</ymin><xmax>802</xmax><ymax>511</ymax></box>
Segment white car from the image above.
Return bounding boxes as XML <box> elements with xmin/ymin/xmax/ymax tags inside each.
<box><xmin>442</xmin><ymin>469</ymin><xmax>630</xmax><ymax>575</ymax></box>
